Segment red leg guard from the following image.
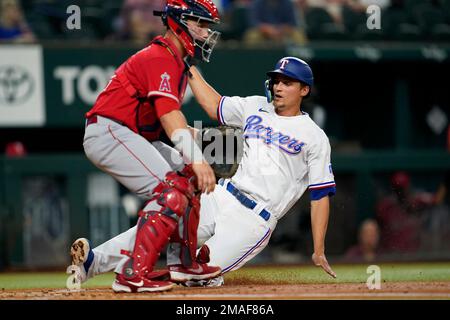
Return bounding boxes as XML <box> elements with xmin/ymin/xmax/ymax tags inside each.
<box><xmin>179</xmin><ymin>195</ymin><xmax>200</xmax><ymax>267</ymax></box>
<box><xmin>121</xmin><ymin>210</ymin><xmax>177</xmax><ymax>280</ymax></box>
<box><xmin>165</xmin><ymin>166</ymin><xmax>222</xmax><ymax>282</ymax></box>
<box><xmin>121</xmin><ymin>169</ymin><xmax>197</xmax><ymax>279</ymax></box>
<box><xmin>170</xmin><ymin>165</ymin><xmax>202</xmax><ymax>267</ymax></box>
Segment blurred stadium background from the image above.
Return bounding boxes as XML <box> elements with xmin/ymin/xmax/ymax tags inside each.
<box><xmin>0</xmin><ymin>0</ymin><xmax>449</xmax><ymax>272</ymax></box>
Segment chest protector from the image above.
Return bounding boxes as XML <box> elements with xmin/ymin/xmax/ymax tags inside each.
<box><xmin>115</xmin><ymin>39</ymin><xmax>189</xmax><ymax>142</ymax></box>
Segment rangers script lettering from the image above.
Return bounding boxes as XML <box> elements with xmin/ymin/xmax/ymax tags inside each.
<box><xmin>244</xmin><ymin>114</ymin><xmax>306</xmax><ymax>154</ymax></box>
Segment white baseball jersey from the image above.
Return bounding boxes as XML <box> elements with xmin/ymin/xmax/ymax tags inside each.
<box><xmin>218</xmin><ymin>95</ymin><xmax>336</xmax><ymax>219</ymax></box>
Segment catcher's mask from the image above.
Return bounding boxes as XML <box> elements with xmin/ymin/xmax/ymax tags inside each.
<box><xmin>154</xmin><ymin>0</ymin><xmax>221</xmax><ymax>63</ymax></box>
<box><xmin>265</xmin><ymin>56</ymin><xmax>314</xmax><ymax>102</ymax></box>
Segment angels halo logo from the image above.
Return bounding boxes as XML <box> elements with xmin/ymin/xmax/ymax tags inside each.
<box><xmin>0</xmin><ymin>65</ymin><xmax>34</xmax><ymax>105</ymax></box>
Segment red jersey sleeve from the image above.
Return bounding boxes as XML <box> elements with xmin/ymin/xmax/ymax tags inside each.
<box><xmin>134</xmin><ymin>55</ymin><xmax>181</xmax><ymax>105</ymax></box>
<box><xmin>153</xmin><ymin>95</ymin><xmax>180</xmax><ymax>118</ymax></box>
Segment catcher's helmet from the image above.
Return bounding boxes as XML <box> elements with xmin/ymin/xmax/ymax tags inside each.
<box><xmin>155</xmin><ymin>0</ymin><xmax>221</xmax><ymax>62</ymax></box>
<box><xmin>265</xmin><ymin>57</ymin><xmax>314</xmax><ymax>102</ymax></box>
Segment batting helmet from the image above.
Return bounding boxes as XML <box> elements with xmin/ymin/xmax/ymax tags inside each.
<box><xmin>265</xmin><ymin>57</ymin><xmax>314</xmax><ymax>102</ymax></box>
<box><xmin>155</xmin><ymin>0</ymin><xmax>221</xmax><ymax>62</ymax></box>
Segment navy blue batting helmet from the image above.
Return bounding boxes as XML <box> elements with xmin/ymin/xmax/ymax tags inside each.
<box><xmin>265</xmin><ymin>57</ymin><xmax>314</xmax><ymax>102</ymax></box>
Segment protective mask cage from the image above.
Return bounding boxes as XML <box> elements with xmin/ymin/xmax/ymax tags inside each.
<box><xmin>181</xmin><ymin>15</ymin><xmax>221</xmax><ymax>62</ymax></box>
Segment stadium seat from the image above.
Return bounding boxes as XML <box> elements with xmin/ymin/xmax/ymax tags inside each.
<box><xmin>341</xmin><ymin>5</ymin><xmax>387</xmax><ymax>41</ymax></box>
<box><xmin>231</xmin><ymin>5</ymin><xmax>250</xmax><ymax>40</ymax></box>
<box><xmin>219</xmin><ymin>4</ymin><xmax>250</xmax><ymax>41</ymax></box>
<box><xmin>341</xmin><ymin>5</ymin><xmax>367</xmax><ymax>34</ymax></box>
<box><xmin>101</xmin><ymin>2</ymin><xmax>122</xmax><ymax>38</ymax></box>
<box><xmin>32</xmin><ymin>0</ymin><xmax>72</xmax><ymax>40</ymax></box>
<box><xmin>305</xmin><ymin>7</ymin><xmax>347</xmax><ymax>40</ymax></box>
<box><xmin>404</xmin><ymin>0</ymin><xmax>432</xmax><ymax>13</ymax></box>
<box><xmin>430</xmin><ymin>24</ymin><xmax>450</xmax><ymax>42</ymax></box>
<box><xmin>411</xmin><ymin>3</ymin><xmax>450</xmax><ymax>40</ymax></box>
<box><xmin>26</xmin><ymin>15</ymin><xmax>59</xmax><ymax>40</ymax></box>
<box><xmin>382</xmin><ymin>8</ymin><xmax>422</xmax><ymax>41</ymax></box>
<box><xmin>440</xmin><ymin>0</ymin><xmax>450</xmax><ymax>23</ymax></box>
<box><xmin>63</xmin><ymin>22</ymin><xmax>101</xmax><ymax>41</ymax></box>
<box><xmin>394</xmin><ymin>23</ymin><xmax>423</xmax><ymax>41</ymax></box>
<box><xmin>81</xmin><ymin>8</ymin><xmax>105</xmax><ymax>39</ymax></box>
<box><xmin>320</xmin><ymin>23</ymin><xmax>348</xmax><ymax>40</ymax></box>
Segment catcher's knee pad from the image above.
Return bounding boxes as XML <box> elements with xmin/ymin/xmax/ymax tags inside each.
<box><xmin>152</xmin><ymin>170</ymin><xmax>197</xmax><ymax>218</ymax></box>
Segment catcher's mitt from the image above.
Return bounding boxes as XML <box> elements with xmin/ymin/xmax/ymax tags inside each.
<box><xmin>199</xmin><ymin>125</ymin><xmax>244</xmax><ymax>179</ymax></box>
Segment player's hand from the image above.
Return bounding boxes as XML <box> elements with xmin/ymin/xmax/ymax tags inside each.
<box><xmin>192</xmin><ymin>162</ymin><xmax>216</xmax><ymax>194</ymax></box>
<box><xmin>312</xmin><ymin>253</ymin><xmax>337</xmax><ymax>279</ymax></box>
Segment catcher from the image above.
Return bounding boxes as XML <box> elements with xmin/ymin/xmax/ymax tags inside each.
<box><xmin>72</xmin><ymin>0</ymin><xmax>223</xmax><ymax>293</ymax></box>
<box><xmin>70</xmin><ymin>56</ymin><xmax>337</xmax><ymax>288</ymax></box>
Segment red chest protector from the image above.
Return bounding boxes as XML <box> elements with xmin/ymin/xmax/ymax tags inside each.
<box><xmin>115</xmin><ymin>39</ymin><xmax>189</xmax><ymax>142</ymax></box>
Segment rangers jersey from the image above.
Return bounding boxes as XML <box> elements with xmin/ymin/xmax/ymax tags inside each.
<box><xmin>217</xmin><ymin>95</ymin><xmax>336</xmax><ymax>219</ymax></box>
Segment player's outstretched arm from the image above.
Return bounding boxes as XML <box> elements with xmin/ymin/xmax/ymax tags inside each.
<box><xmin>188</xmin><ymin>66</ymin><xmax>222</xmax><ymax>120</ymax></box>
<box><xmin>310</xmin><ymin>196</ymin><xmax>337</xmax><ymax>278</ymax></box>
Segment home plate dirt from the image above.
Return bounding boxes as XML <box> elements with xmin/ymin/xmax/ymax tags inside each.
<box><xmin>1</xmin><ymin>282</ymin><xmax>450</xmax><ymax>300</ymax></box>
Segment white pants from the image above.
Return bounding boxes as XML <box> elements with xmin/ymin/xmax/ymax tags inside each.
<box><xmin>196</xmin><ymin>184</ymin><xmax>277</xmax><ymax>273</ymax></box>
<box><xmin>90</xmin><ymin>183</ymin><xmax>277</xmax><ymax>277</ymax></box>
<box><xmin>83</xmin><ymin>116</ymin><xmax>277</xmax><ymax>278</ymax></box>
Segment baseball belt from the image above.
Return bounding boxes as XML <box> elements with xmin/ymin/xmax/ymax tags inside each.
<box><xmin>85</xmin><ymin>115</ymin><xmax>124</xmax><ymax>127</ymax></box>
<box><xmin>219</xmin><ymin>179</ymin><xmax>271</xmax><ymax>221</ymax></box>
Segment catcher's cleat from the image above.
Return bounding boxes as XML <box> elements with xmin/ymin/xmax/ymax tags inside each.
<box><xmin>70</xmin><ymin>238</ymin><xmax>94</xmax><ymax>283</ymax></box>
<box><xmin>182</xmin><ymin>275</ymin><xmax>224</xmax><ymax>288</ymax></box>
<box><xmin>168</xmin><ymin>262</ymin><xmax>221</xmax><ymax>282</ymax></box>
<box><xmin>112</xmin><ymin>273</ymin><xmax>174</xmax><ymax>293</ymax></box>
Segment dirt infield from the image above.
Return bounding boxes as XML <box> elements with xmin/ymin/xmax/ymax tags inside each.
<box><xmin>1</xmin><ymin>281</ymin><xmax>450</xmax><ymax>300</ymax></box>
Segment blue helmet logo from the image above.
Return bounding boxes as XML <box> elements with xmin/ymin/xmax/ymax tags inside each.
<box><xmin>265</xmin><ymin>57</ymin><xmax>314</xmax><ymax>102</ymax></box>
<box><xmin>267</xmin><ymin>57</ymin><xmax>314</xmax><ymax>87</ymax></box>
